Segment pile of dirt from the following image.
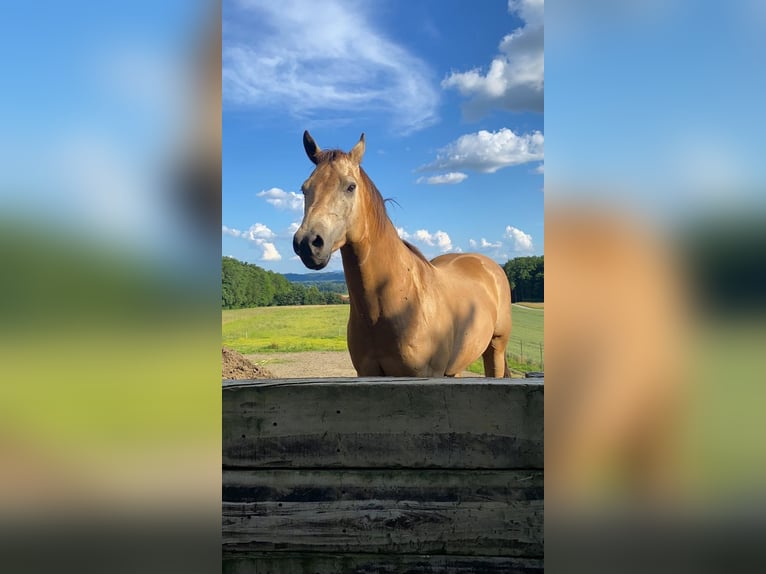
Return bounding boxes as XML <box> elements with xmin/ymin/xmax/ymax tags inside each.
<box><xmin>222</xmin><ymin>347</ymin><xmax>274</xmax><ymax>380</ymax></box>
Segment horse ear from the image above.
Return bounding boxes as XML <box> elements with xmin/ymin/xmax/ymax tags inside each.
<box><xmin>303</xmin><ymin>130</ymin><xmax>321</xmax><ymax>165</ymax></box>
<box><xmin>350</xmin><ymin>133</ymin><xmax>365</xmax><ymax>165</ymax></box>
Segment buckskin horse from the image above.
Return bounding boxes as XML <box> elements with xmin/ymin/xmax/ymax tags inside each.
<box><xmin>293</xmin><ymin>131</ymin><xmax>512</xmax><ymax>377</ymax></box>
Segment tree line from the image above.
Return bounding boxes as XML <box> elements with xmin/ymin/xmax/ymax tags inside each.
<box><xmin>222</xmin><ymin>256</ymin><xmax>347</xmax><ymax>308</ymax></box>
<box><xmin>222</xmin><ymin>254</ymin><xmax>543</xmax><ymax>308</ymax></box>
<box><xmin>503</xmin><ymin>255</ymin><xmax>544</xmax><ymax>302</ymax></box>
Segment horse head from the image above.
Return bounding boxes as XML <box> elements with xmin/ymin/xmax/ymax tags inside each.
<box><xmin>293</xmin><ymin>130</ymin><xmax>366</xmax><ymax>270</ymax></box>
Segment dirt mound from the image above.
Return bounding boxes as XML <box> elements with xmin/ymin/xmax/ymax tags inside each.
<box><xmin>222</xmin><ymin>347</ymin><xmax>274</xmax><ymax>380</ymax></box>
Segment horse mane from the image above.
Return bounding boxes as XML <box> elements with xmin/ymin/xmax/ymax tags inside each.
<box><xmin>402</xmin><ymin>239</ymin><xmax>430</xmax><ymax>263</ymax></box>
<box><xmin>316</xmin><ymin>149</ymin><xmax>431</xmax><ymax>266</ymax></box>
<box><xmin>359</xmin><ymin>166</ymin><xmax>431</xmax><ymax>265</ymax></box>
<box><xmin>315</xmin><ymin>149</ymin><xmax>347</xmax><ymax>164</ymax></box>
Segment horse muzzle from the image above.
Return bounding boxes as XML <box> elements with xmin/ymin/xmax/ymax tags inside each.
<box><xmin>293</xmin><ymin>230</ymin><xmax>331</xmax><ymax>270</ymax></box>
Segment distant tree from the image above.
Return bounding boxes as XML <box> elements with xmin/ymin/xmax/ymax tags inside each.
<box><xmin>302</xmin><ymin>285</ymin><xmax>325</xmax><ymax>305</ymax></box>
<box><xmin>221</xmin><ymin>257</ymin><xmax>349</xmax><ymax>308</ymax></box>
<box><xmin>222</xmin><ymin>257</ymin><xmax>247</xmax><ymax>308</ymax></box>
<box><xmin>269</xmin><ymin>272</ymin><xmax>292</xmax><ymax>304</ymax></box>
<box><xmin>324</xmin><ymin>291</ymin><xmax>343</xmax><ymax>304</ymax></box>
<box><xmin>503</xmin><ymin>256</ymin><xmax>544</xmax><ymax>302</ymax></box>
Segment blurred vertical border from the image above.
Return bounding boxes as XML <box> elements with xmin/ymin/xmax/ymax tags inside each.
<box><xmin>3</xmin><ymin>1</ymin><xmax>766</xmax><ymax>572</ymax></box>
<box><xmin>546</xmin><ymin>0</ymin><xmax>766</xmax><ymax>571</ymax></box>
<box><xmin>0</xmin><ymin>1</ymin><xmax>221</xmax><ymax>573</ymax></box>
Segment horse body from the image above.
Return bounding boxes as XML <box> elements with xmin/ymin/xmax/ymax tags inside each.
<box><xmin>293</xmin><ymin>131</ymin><xmax>511</xmax><ymax>378</ymax></box>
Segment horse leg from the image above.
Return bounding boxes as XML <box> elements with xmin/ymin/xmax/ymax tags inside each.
<box><xmin>349</xmin><ymin>347</ymin><xmax>384</xmax><ymax>377</ymax></box>
<box><xmin>354</xmin><ymin>358</ymin><xmax>384</xmax><ymax>377</ymax></box>
<box><xmin>482</xmin><ymin>335</ymin><xmax>509</xmax><ymax>378</ymax></box>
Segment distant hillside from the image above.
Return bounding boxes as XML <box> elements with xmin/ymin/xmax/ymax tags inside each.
<box><xmin>224</xmin><ymin>254</ymin><xmax>542</xmax><ymax>308</ymax></box>
<box><xmin>283</xmin><ymin>271</ymin><xmax>346</xmax><ymax>283</ymax></box>
<box><xmin>222</xmin><ymin>257</ymin><xmax>347</xmax><ymax>308</ymax></box>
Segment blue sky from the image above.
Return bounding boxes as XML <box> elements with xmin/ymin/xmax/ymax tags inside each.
<box><xmin>0</xmin><ymin>1</ymin><xmax>210</xmax><ymax>268</ymax></box>
<box><xmin>222</xmin><ymin>0</ymin><xmax>544</xmax><ymax>274</ymax></box>
<box><xmin>546</xmin><ymin>0</ymin><xmax>766</xmax><ymax>219</ymax></box>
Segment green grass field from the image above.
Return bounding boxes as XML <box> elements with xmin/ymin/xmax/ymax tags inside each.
<box><xmin>223</xmin><ymin>305</ymin><xmax>350</xmax><ymax>353</ymax></box>
<box><xmin>222</xmin><ymin>302</ymin><xmax>544</xmax><ymax>374</ymax></box>
<box><xmin>502</xmin><ymin>302</ymin><xmax>545</xmax><ymax>373</ymax></box>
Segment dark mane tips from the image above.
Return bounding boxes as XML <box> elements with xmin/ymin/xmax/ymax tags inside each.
<box><xmin>314</xmin><ymin>149</ymin><xmax>348</xmax><ymax>164</ymax></box>
<box><xmin>402</xmin><ymin>239</ymin><xmax>431</xmax><ymax>264</ymax></box>
<box><xmin>357</xmin><ymin>167</ymin><xmax>390</xmax><ymax>237</ymax></box>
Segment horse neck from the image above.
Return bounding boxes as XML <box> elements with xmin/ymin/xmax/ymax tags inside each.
<box><xmin>340</xmin><ymin>209</ymin><xmax>428</xmax><ymax>323</ymax></box>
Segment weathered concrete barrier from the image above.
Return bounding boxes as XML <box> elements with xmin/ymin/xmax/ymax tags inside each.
<box><xmin>222</xmin><ymin>378</ymin><xmax>544</xmax><ymax>573</ymax></box>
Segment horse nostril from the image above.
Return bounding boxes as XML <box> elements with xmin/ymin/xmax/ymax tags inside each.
<box><xmin>311</xmin><ymin>235</ymin><xmax>324</xmax><ymax>249</ymax></box>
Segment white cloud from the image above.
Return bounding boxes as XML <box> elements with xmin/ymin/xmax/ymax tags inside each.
<box><xmin>222</xmin><ymin>223</ymin><xmax>282</xmax><ymax>261</ymax></box>
<box><xmin>481</xmin><ymin>238</ymin><xmax>503</xmax><ymax>249</ymax></box>
<box><xmin>222</xmin><ymin>223</ymin><xmax>275</xmax><ymax>241</ymax></box>
<box><xmin>534</xmin><ymin>163</ymin><xmax>544</xmax><ymax>174</ymax></box>
<box><xmin>416</xmin><ymin>172</ymin><xmax>468</xmax><ymax>185</ymax></box>
<box><xmin>260</xmin><ymin>242</ymin><xmax>282</xmax><ymax>261</ymax></box>
<box><xmin>224</xmin><ymin>0</ymin><xmax>439</xmax><ymax>133</ymax></box>
<box><xmin>508</xmin><ymin>0</ymin><xmax>544</xmax><ymax>28</ymax></box>
<box><xmin>505</xmin><ymin>225</ymin><xmax>534</xmax><ymax>252</ymax></box>
<box><xmin>287</xmin><ymin>221</ymin><xmax>301</xmax><ymax>234</ymax></box>
<box><xmin>421</xmin><ymin>128</ymin><xmax>543</xmax><ymax>174</ymax></box>
<box><xmin>222</xmin><ymin>225</ymin><xmax>243</xmax><ymax>238</ymax></box>
<box><xmin>469</xmin><ymin>237</ymin><xmax>504</xmax><ymax>254</ymax></box>
<box><xmin>398</xmin><ymin>227</ymin><xmax>453</xmax><ymax>252</ymax></box>
<box><xmin>414</xmin><ymin>229</ymin><xmax>434</xmax><ymax>244</ymax></box>
<box><xmin>257</xmin><ymin>187</ymin><xmax>304</xmax><ymax>212</ymax></box>
<box><xmin>242</xmin><ymin>223</ymin><xmax>275</xmax><ymax>241</ymax></box>
<box><xmin>442</xmin><ymin>0</ymin><xmax>544</xmax><ymax>118</ymax></box>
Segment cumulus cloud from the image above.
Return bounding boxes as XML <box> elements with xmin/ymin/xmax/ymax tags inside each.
<box><xmin>260</xmin><ymin>242</ymin><xmax>282</xmax><ymax>261</ymax></box>
<box><xmin>469</xmin><ymin>237</ymin><xmax>504</xmax><ymax>254</ymax></box>
<box><xmin>397</xmin><ymin>227</ymin><xmax>453</xmax><ymax>252</ymax></box>
<box><xmin>481</xmin><ymin>238</ymin><xmax>503</xmax><ymax>249</ymax></box>
<box><xmin>442</xmin><ymin>0</ymin><xmax>544</xmax><ymax>118</ymax></box>
<box><xmin>222</xmin><ymin>224</ymin><xmax>244</xmax><ymax>239</ymax></box>
<box><xmin>242</xmin><ymin>222</ymin><xmax>275</xmax><ymax>241</ymax></box>
<box><xmin>508</xmin><ymin>0</ymin><xmax>544</xmax><ymax>26</ymax></box>
<box><xmin>257</xmin><ymin>187</ymin><xmax>304</xmax><ymax>212</ymax></box>
<box><xmin>224</xmin><ymin>0</ymin><xmax>439</xmax><ymax>133</ymax></box>
<box><xmin>222</xmin><ymin>223</ymin><xmax>282</xmax><ymax>261</ymax></box>
<box><xmin>222</xmin><ymin>223</ymin><xmax>275</xmax><ymax>241</ymax></box>
<box><xmin>535</xmin><ymin>163</ymin><xmax>544</xmax><ymax>174</ymax></box>
<box><xmin>505</xmin><ymin>225</ymin><xmax>534</xmax><ymax>252</ymax></box>
<box><xmin>421</xmin><ymin>128</ymin><xmax>543</xmax><ymax>174</ymax></box>
<box><xmin>416</xmin><ymin>172</ymin><xmax>469</xmax><ymax>185</ymax></box>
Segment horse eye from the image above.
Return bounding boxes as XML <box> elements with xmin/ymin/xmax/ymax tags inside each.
<box><xmin>346</xmin><ymin>183</ymin><xmax>356</xmax><ymax>193</ymax></box>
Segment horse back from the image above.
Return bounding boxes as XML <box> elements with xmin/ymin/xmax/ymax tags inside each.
<box><xmin>430</xmin><ymin>252</ymin><xmax>512</xmax><ymax>323</ymax></box>
<box><xmin>431</xmin><ymin>253</ymin><xmax>509</xmax><ymax>293</ymax></box>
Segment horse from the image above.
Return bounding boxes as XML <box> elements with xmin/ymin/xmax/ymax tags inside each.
<box><xmin>293</xmin><ymin>131</ymin><xmax>512</xmax><ymax>378</ymax></box>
